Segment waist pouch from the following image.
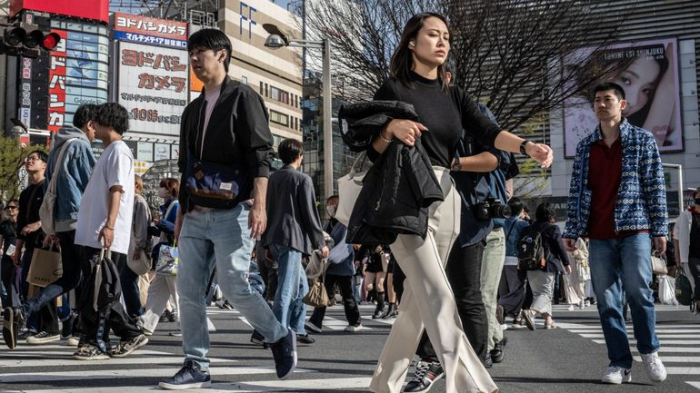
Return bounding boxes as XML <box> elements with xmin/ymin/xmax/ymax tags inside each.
<box><xmin>185</xmin><ymin>154</ymin><xmax>249</xmax><ymax>209</ymax></box>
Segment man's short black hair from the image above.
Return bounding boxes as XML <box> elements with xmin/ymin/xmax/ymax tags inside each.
<box><xmin>73</xmin><ymin>104</ymin><xmax>99</xmax><ymax>129</ymax></box>
<box><xmin>508</xmin><ymin>196</ymin><xmax>524</xmax><ymax>217</ymax></box>
<box><xmin>95</xmin><ymin>103</ymin><xmax>129</xmax><ymax>135</ymax></box>
<box><xmin>535</xmin><ymin>202</ymin><xmax>556</xmax><ymax>223</ymax></box>
<box><xmin>188</xmin><ymin>28</ymin><xmax>232</xmax><ymax>72</ymax></box>
<box><xmin>594</xmin><ymin>82</ymin><xmax>626</xmax><ymax>101</ymax></box>
<box><xmin>28</xmin><ymin>150</ymin><xmax>48</xmax><ymax>163</ymax></box>
<box><xmin>278</xmin><ymin>138</ymin><xmax>304</xmax><ymax>165</ymax></box>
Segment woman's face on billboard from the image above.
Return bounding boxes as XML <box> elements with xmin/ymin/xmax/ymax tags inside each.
<box><xmin>610</xmin><ymin>56</ymin><xmax>661</xmax><ymax>117</ymax></box>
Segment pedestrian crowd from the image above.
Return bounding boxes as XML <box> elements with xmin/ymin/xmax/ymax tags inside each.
<box><xmin>0</xmin><ymin>12</ymin><xmax>694</xmax><ymax>393</ymax></box>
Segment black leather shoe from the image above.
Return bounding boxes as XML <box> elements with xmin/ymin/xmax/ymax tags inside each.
<box><xmin>490</xmin><ymin>337</ymin><xmax>507</xmax><ymax>363</ymax></box>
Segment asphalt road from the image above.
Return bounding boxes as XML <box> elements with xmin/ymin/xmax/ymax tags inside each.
<box><xmin>1</xmin><ymin>303</ymin><xmax>699</xmax><ymax>392</ymax></box>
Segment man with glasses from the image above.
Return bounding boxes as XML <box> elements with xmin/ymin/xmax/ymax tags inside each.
<box><xmin>0</xmin><ymin>200</ymin><xmax>19</xmax><ymax>312</ymax></box>
<box><xmin>3</xmin><ymin>150</ymin><xmax>62</xmax><ymax>349</ymax></box>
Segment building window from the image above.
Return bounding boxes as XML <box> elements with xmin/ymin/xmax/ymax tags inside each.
<box><xmin>269</xmin><ymin>109</ymin><xmax>289</xmax><ymax>126</ymax></box>
<box><xmin>264</xmin><ymin>83</ymin><xmax>268</xmax><ymax>97</ymax></box>
<box><xmin>259</xmin><ymin>81</ymin><xmax>263</xmax><ymax>95</ymax></box>
<box><xmin>241</xmin><ymin>76</ymin><xmax>248</xmax><ymax>85</ymax></box>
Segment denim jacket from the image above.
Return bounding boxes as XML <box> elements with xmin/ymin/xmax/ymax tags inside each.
<box><xmin>45</xmin><ymin>126</ymin><xmax>96</xmax><ymax>232</ymax></box>
<box><xmin>504</xmin><ymin>216</ymin><xmax>529</xmax><ymax>257</ymax></box>
<box><xmin>564</xmin><ymin>119</ymin><xmax>668</xmax><ymax>239</ymax></box>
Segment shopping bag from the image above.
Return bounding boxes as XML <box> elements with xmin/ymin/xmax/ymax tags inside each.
<box><xmin>651</xmin><ymin>252</ymin><xmax>668</xmax><ymax>276</ymax></box>
<box><xmin>336</xmin><ymin>152</ymin><xmax>371</xmax><ymax>226</ymax></box>
<box><xmin>303</xmin><ymin>279</ymin><xmax>330</xmax><ymax>307</ymax></box>
<box><xmin>577</xmin><ymin>260</ymin><xmax>591</xmax><ymax>281</ymax></box>
<box><xmin>657</xmin><ymin>275</ymin><xmax>678</xmax><ymax>305</ymax></box>
<box><xmin>26</xmin><ymin>246</ymin><xmax>63</xmax><ymax>288</ymax></box>
<box><xmin>155</xmin><ymin>242</ymin><xmax>179</xmax><ymax>276</ymax></box>
<box><xmin>127</xmin><ymin>248</ymin><xmax>152</xmax><ymax>276</ymax></box>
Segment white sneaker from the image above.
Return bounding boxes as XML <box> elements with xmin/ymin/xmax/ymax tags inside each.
<box><xmin>602</xmin><ymin>366</ymin><xmax>632</xmax><ymax>384</ymax></box>
<box><xmin>344</xmin><ymin>324</ymin><xmax>363</xmax><ymax>332</ymax></box>
<box><xmin>66</xmin><ymin>337</ymin><xmax>80</xmax><ymax>347</ymax></box>
<box><xmin>641</xmin><ymin>352</ymin><xmax>667</xmax><ymax>382</ymax></box>
<box><xmin>568</xmin><ymin>305</ymin><xmax>575</xmax><ymax>311</ymax></box>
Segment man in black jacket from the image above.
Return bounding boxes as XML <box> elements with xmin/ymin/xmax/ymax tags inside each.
<box><xmin>262</xmin><ymin>138</ymin><xmax>328</xmax><ymax>345</ymax></box>
<box><xmin>160</xmin><ymin>29</ymin><xmax>296</xmax><ymax>390</ymax></box>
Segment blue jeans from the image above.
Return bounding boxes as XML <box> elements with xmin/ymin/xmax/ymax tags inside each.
<box><xmin>270</xmin><ymin>244</ymin><xmax>308</xmax><ymax>335</ymax></box>
<box><xmin>589</xmin><ymin>232</ymin><xmax>659</xmax><ymax>368</ymax></box>
<box><xmin>177</xmin><ymin>205</ymin><xmax>287</xmax><ymax>369</ymax></box>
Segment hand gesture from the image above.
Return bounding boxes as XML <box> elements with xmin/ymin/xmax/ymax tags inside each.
<box><xmin>563</xmin><ymin>238</ymin><xmax>577</xmax><ymax>252</ymax></box>
<box><xmin>525</xmin><ymin>142</ymin><xmax>554</xmax><ymax>168</ymax></box>
<box><xmin>98</xmin><ymin>226</ymin><xmax>114</xmax><ymax>249</ymax></box>
<box><xmin>386</xmin><ymin>119</ymin><xmax>428</xmax><ymax>147</ymax></box>
<box><xmin>248</xmin><ymin>206</ymin><xmax>267</xmax><ymax>239</ymax></box>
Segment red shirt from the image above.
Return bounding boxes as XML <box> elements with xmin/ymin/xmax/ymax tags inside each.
<box><xmin>588</xmin><ymin>138</ymin><xmax>623</xmax><ymax>239</ymax></box>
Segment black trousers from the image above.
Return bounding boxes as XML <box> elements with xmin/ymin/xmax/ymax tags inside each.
<box><xmin>78</xmin><ymin>246</ymin><xmax>141</xmax><ymax>346</ymax></box>
<box><xmin>498</xmin><ymin>265</ymin><xmax>528</xmax><ymax>317</ymax></box>
<box><xmin>688</xmin><ymin>257</ymin><xmax>700</xmax><ymax>301</ymax></box>
<box><xmin>417</xmin><ymin>241</ymin><xmax>487</xmax><ymax>361</ymax></box>
<box><xmin>1</xmin><ymin>255</ymin><xmax>20</xmax><ymax>309</ymax></box>
<box><xmin>308</xmin><ymin>274</ymin><xmax>361</xmax><ymax>327</ymax></box>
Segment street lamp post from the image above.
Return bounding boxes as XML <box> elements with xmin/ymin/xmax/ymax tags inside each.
<box><xmin>263</xmin><ymin>24</ymin><xmax>334</xmax><ymax>202</ymax></box>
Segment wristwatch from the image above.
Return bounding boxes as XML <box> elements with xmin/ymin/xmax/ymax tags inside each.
<box><xmin>519</xmin><ymin>140</ymin><xmax>532</xmax><ymax>155</ymax></box>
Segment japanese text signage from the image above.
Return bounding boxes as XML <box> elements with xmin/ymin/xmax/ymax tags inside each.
<box><xmin>113</xmin><ymin>12</ymin><xmax>187</xmax><ymax>49</ymax></box>
<box><xmin>118</xmin><ymin>41</ymin><xmax>188</xmax><ymax>137</ymax></box>
<box><xmin>46</xmin><ymin>20</ymin><xmax>109</xmax><ymax>132</ymax></box>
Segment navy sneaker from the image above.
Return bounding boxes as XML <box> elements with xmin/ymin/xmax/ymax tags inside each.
<box><xmin>404</xmin><ymin>360</ymin><xmax>444</xmax><ymax>393</ymax></box>
<box><xmin>159</xmin><ymin>360</ymin><xmax>212</xmax><ymax>390</ymax></box>
<box><xmin>269</xmin><ymin>328</ymin><xmax>297</xmax><ymax>379</ymax></box>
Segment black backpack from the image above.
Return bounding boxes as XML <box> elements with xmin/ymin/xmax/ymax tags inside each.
<box><xmin>675</xmin><ymin>268</ymin><xmax>693</xmax><ymax>306</ymax></box>
<box><xmin>93</xmin><ymin>250</ymin><xmax>123</xmax><ymax>310</ymax></box>
<box><xmin>517</xmin><ymin>225</ymin><xmax>546</xmax><ymax>271</ymax></box>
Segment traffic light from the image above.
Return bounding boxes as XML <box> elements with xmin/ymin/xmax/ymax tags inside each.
<box><xmin>0</xmin><ymin>23</ymin><xmax>61</xmax><ymax>59</ymax></box>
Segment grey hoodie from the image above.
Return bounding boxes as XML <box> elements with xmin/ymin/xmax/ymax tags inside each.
<box><xmin>45</xmin><ymin>125</ymin><xmax>96</xmax><ymax>232</ymax></box>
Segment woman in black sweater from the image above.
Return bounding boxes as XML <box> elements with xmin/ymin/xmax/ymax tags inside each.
<box><xmin>367</xmin><ymin>12</ymin><xmax>553</xmax><ymax>393</ymax></box>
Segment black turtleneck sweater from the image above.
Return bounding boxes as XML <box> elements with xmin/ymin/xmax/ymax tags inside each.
<box><xmin>373</xmin><ymin>72</ymin><xmax>502</xmax><ymax>168</ymax></box>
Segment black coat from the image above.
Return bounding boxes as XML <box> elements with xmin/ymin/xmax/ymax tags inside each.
<box><xmin>529</xmin><ymin>221</ymin><xmax>571</xmax><ymax>273</ymax></box>
<box><xmin>339</xmin><ymin>101</ymin><xmax>444</xmax><ymax>245</ymax></box>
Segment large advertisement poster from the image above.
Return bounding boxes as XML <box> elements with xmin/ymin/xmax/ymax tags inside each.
<box><xmin>563</xmin><ymin>38</ymin><xmax>682</xmax><ymax>157</ymax></box>
<box><xmin>47</xmin><ymin>20</ymin><xmax>109</xmax><ymax>132</ymax></box>
<box><xmin>117</xmin><ymin>42</ymin><xmax>188</xmax><ymax>138</ymax></box>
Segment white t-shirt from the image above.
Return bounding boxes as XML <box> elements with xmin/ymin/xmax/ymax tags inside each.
<box><xmin>76</xmin><ymin>140</ymin><xmax>135</xmax><ymax>254</ymax></box>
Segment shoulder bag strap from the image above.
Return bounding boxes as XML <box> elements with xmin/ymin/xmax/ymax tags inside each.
<box><xmin>48</xmin><ymin>139</ymin><xmax>77</xmax><ymax>195</ymax></box>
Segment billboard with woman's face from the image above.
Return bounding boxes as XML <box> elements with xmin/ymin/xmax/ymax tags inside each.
<box><xmin>563</xmin><ymin>38</ymin><xmax>682</xmax><ymax>157</ymax></box>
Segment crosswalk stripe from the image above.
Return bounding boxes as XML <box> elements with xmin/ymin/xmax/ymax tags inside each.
<box><xmin>570</xmin><ymin>329</ymin><xmax>700</xmax><ymax>333</ymax></box>
<box><xmin>686</xmin><ymin>381</ymin><xmax>700</xmax><ymax>389</ymax></box>
<box><xmin>592</xmin><ymin>339</ymin><xmax>700</xmax><ymax>345</ymax></box>
<box><xmin>664</xmin><ymin>367</ymin><xmax>700</xmax><ymax>375</ymax></box>
<box><xmin>0</xmin><ymin>366</ymin><xmax>312</xmax><ymax>384</ymax></box>
<box><xmin>634</xmin><ymin>356</ymin><xmax>700</xmax><ymax>362</ymax></box>
<box><xmin>1</xmin><ymin>377</ymin><xmax>372</xmax><ymax>393</ymax></box>
<box><xmin>0</xmin><ymin>355</ymin><xmax>232</xmax><ymax>368</ymax></box>
<box><xmin>579</xmin><ymin>333</ymin><xmax>700</xmax><ymax>339</ymax></box>
<box><xmin>361</xmin><ymin>316</ymin><xmax>395</xmax><ymax>325</ymax></box>
<box><xmin>0</xmin><ymin>349</ymin><xmax>175</xmax><ymax>359</ymax></box>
